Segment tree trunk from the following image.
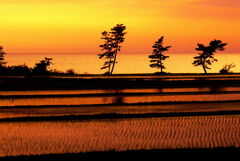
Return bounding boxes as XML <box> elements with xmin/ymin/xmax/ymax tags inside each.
<box><xmin>160</xmin><ymin>57</ymin><xmax>163</xmax><ymax>73</ymax></box>
<box><xmin>202</xmin><ymin>63</ymin><xmax>207</xmax><ymax>74</ymax></box>
<box><xmin>110</xmin><ymin>42</ymin><xmax>119</xmax><ymax>75</ymax></box>
<box><xmin>108</xmin><ymin>57</ymin><xmax>112</xmax><ymax>74</ymax></box>
<box><xmin>110</xmin><ymin>50</ymin><xmax>117</xmax><ymax>74</ymax></box>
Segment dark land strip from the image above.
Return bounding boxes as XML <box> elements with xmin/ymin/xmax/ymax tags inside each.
<box><xmin>1</xmin><ymin>91</ymin><xmax>240</xmax><ymax>99</ymax></box>
<box><xmin>1</xmin><ymin>100</ymin><xmax>240</xmax><ymax>109</ymax></box>
<box><xmin>1</xmin><ymin>76</ymin><xmax>240</xmax><ymax>90</ymax></box>
<box><xmin>0</xmin><ymin>110</ymin><xmax>239</xmax><ymax>122</ymax></box>
<box><xmin>1</xmin><ymin>148</ymin><xmax>239</xmax><ymax>161</ymax></box>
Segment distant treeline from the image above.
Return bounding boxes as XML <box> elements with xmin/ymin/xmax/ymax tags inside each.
<box><xmin>0</xmin><ymin>48</ymin><xmax>75</xmax><ymax>76</ymax></box>
<box><xmin>0</xmin><ymin>24</ymin><xmax>237</xmax><ymax>76</ymax></box>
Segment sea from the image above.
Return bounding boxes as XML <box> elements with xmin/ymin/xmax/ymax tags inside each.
<box><xmin>5</xmin><ymin>53</ymin><xmax>240</xmax><ymax>74</ymax></box>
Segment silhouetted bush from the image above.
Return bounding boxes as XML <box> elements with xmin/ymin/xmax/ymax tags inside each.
<box><xmin>154</xmin><ymin>71</ymin><xmax>168</xmax><ymax>75</ymax></box>
<box><xmin>104</xmin><ymin>71</ymin><xmax>111</xmax><ymax>75</ymax></box>
<box><xmin>66</xmin><ymin>69</ymin><xmax>76</xmax><ymax>75</ymax></box>
<box><xmin>8</xmin><ymin>64</ymin><xmax>32</xmax><ymax>75</ymax></box>
<box><xmin>220</xmin><ymin>64</ymin><xmax>236</xmax><ymax>74</ymax></box>
<box><xmin>49</xmin><ymin>69</ymin><xmax>64</xmax><ymax>75</ymax></box>
<box><xmin>32</xmin><ymin>57</ymin><xmax>53</xmax><ymax>75</ymax></box>
<box><xmin>0</xmin><ymin>64</ymin><xmax>31</xmax><ymax>76</ymax></box>
<box><xmin>0</xmin><ymin>65</ymin><xmax>7</xmax><ymax>75</ymax></box>
<box><xmin>0</xmin><ymin>48</ymin><xmax>78</xmax><ymax>76</ymax></box>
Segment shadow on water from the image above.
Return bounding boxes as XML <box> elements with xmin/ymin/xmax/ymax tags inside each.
<box><xmin>1</xmin><ymin>87</ymin><xmax>240</xmax><ymax>96</ymax></box>
<box><xmin>102</xmin><ymin>89</ymin><xmax>124</xmax><ymax>104</ymax></box>
<box><xmin>101</xmin><ymin>87</ymin><xmax>233</xmax><ymax>105</ymax></box>
<box><xmin>198</xmin><ymin>86</ymin><xmax>227</xmax><ymax>92</ymax></box>
<box><xmin>2</xmin><ymin>87</ymin><xmax>240</xmax><ymax>106</ymax></box>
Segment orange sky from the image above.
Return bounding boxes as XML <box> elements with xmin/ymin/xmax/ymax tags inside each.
<box><xmin>0</xmin><ymin>0</ymin><xmax>240</xmax><ymax>54</ymax></box>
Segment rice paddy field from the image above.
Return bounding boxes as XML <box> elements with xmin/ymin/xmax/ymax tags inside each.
<box><xmin>0</xmin><ymin>76</ymin><xmax>240</xmax><ymax>158</ymax></box>
<box><xmin>0</xmin><ymin>115</ymin><xmax>240</xmax><ymax>157</ymax></box>
<box><xmin>0</xmin><ymin>102</ymin><xmax>240</xmax><ymax>120</ymax></box>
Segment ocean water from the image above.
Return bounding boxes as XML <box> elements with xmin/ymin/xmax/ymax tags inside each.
<box><xmin>5</xmin><ymin>53</ymin><xmax>240</xmax><ymax>74</ymax></box>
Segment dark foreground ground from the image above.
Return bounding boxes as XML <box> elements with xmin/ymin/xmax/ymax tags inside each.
<box><xmin>1</xmin><ymin>148</ymin><xmax>239</xmax><ymax>161</ymax></box>
<box><xmin>1</xmin><ymin>73</ymin><xmax>240</xmax><ymax>90</ymax></box>
<box><xmin>1</xmin><ymin>74</ymin><xmax>240</xmax><ymax>160</ymax></box>
<box><xmin>1</xmin><ymin>108</ymin><xmax>240</xmax><ymax>122</ymax></box>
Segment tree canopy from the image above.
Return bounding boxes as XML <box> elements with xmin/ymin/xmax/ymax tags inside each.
<box><xmin>98</xmin><ymin>24</ymin><xmax>127</xmax><ymax>75</ymax></box>
<box><xmin>193</xmin><ymin>40</ymin><xmax>227</xmax><ymax>74</ymax></box>
<box><xmin>149</xmin><ymin>36</ymin><xmax>171</xmax><ymax>73</ymax></box>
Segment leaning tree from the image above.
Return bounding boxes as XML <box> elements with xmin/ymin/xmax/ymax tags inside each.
<box><xmin>98</xmin><ymin>24</ymin><xmax>127</xmax><ymax>75</ymax></box>
<box><xmin>193</xmin><ymin>40</ymin><xmax>227</xmax><ymax>74</ymax></box>
<box><xmin>149</xmin><ymin>36</ymin><xmax>171</xmax><ymax>73</ymax></box>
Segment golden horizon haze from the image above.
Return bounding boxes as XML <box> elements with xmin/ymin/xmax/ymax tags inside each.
<box><xmin>0</xmin><ymin>0</ymin><xmax>240</xmax><ymax>54</ymax></box>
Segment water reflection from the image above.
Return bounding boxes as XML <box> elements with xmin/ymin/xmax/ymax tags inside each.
<box><xmin>113</xmin><ymin>96</ymin><xmax>124</xmax><ymax>104</ymax></box>
<box><xmin>1</xmin><ymin>87</ymin><xmax>240</xmax><ymax>96</ymax></box>
<box><xmin>104</xmin><ymin>89</ymin><xmax>124</xmax><ymax>104</ymax></box>
<box><xmin>1</xmin><ymin>101</ymin><xmax>239</xmax><ymax>119</ymax></box>
<box><xmin>198</xmin><ymin>87</ymin><xmax>226</xmax><ymax>92</ymax></box>
<box><xmin>1</xmin><ymin>94</ymin><xmax>240</xmax><ymax>107</ymax></box>
<box><xmin>1</xmin><ymin>87</ymin><xmax>240</xmax><ymax>107</ymax></box>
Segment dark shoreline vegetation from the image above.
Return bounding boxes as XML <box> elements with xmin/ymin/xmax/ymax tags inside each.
<box><xmin>1</xmin><ymin>148</ymin><xmax>239</xmax><ymax>161</ymax></box>
<box><xmin>0</xmin><ymin>58</ymin><xmax>76</xmax><ymax>76</ymax></box>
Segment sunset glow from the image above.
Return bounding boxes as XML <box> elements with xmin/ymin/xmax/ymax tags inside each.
<box><xmin>1</xmin><ymin>0</ymin><xmax>240</xmax><ymax>54</ymax></box>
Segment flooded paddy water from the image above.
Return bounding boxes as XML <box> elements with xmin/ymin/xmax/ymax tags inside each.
<box><xmin>0</xmin><ymin>101</ymin><xmax>239</xmax><ymax>119</ymax></box>
<box><xmin>1</xmin><ymin>94</ymin><xmax>240</xmax><ymax>107</ymax></box>
<box><xmin>1</xmin><ymin>87</ymin><xmax>240</xmax><ymax>107</ymax></box>
<box><xmin>0</xmin><ymin>116</ymin><xmax>239</xmax><ymax>157</ymax></box>
<box><xmin>0</xmin><ymin>85</ymin><xmax>240</xmax><ymax>157</ymax></box>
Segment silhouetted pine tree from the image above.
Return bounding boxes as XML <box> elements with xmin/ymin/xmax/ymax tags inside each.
<box><xmin>193</xmin><ymin>40</ymin><xmax>227</xmax><ymax>74</ymax></box>
<box><xmin>149</xmin><ymin>36</ymin><xmax>171</xmax><ymax>73</ymax></box>
<box><xmin>0</xmin><ymin>46</ymin><xmax>6</xmax><ymax>67</ymax></box>
<box><xmin>98</xmin><ymin>24</ymin><xmax>126</xmax><ymax>75</ymax></box>
<box><xmin>98</xmin><ymin>31</ymin><xmax>115</xmax><ymax>74</ymax></box>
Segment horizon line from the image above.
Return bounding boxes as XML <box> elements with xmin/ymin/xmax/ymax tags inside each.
<box><xmin>7</xmin><ymin>52</ymin><xmax>240</xmax><ymax>55</ymax></box>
